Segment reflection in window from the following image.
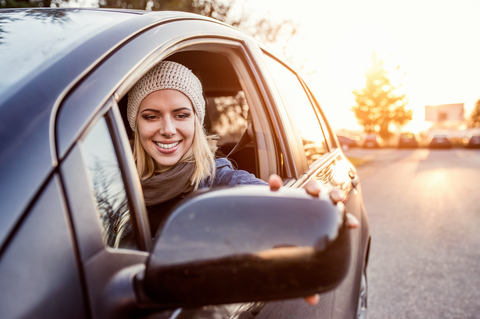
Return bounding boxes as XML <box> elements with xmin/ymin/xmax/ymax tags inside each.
<box><xmin>81</xmin><ymin>117</ymin><xmax>137</xmax><ymax>250</ymax></box>
<box><xmin>206</xmin><ymin>91</ymin><xmax>249</xmax><ymax>144</ymax></box>
<box><xmin>264</xmin><ymin>55</ymin><xmax>328</xmax><ymax>166</ymax></box>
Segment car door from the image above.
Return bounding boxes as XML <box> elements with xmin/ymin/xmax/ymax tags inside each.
<box><xmin>53</xmin><ymin>17</ymin><xmax>306</xmax><ymax>319</ymax></box>
<box><xmin>259</xmin><ymin>53</ymin><xmax>370</xmax><ymax>319</ymax></box>
<box><xmin>0</xmin><ymin>173</ymin><xmax>89</xmax><ymax>319</ymax></box>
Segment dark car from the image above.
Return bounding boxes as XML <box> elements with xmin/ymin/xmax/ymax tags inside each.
<box><xmin>0</xmin><ymin>8</ymin><xmax>370</xmax><ymax>319</ymax></box>
<box><xmin>428</xmin><ymin>132</ymin><xmax>452</xmax><ymax>148</ymax></box>
<box><xmin>463</xmin><ymin>130</ymin><xmax>480</xmax><ymax>148</ymax></box>
<box><xmin>362</xmin><ymin>134</ymin><xmax>383</xmax><ymax>148</ymax></box>
<box><xmin>336</xmin><ymin>135</ymin><xmax>359</xmax><ymax>151</ymax></box>
<box><xmin>398</xmin><ymin>132</ymin><xmax>419</xmax><ymax>148</ymax></box>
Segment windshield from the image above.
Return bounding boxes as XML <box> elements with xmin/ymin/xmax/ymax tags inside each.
<box><xmin>0</xmin><ymin>9</ymin><xmax>134</xmax><ymax>97</ymax></box>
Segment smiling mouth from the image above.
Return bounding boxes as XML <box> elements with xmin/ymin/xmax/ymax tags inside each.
<box><xmin>155</xmin><ymin>141</ymin><xmax>180</xmax><ymax>149</ymax></box>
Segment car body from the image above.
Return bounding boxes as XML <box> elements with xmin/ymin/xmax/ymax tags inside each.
<box><xmin>398</xmin><ymin>132</ymin><xmax>419</xmax><ymax>148</ymax></box>
<box><xmin>462</xmin><ymin>130</ymin><xmax>480</xmax><ymax>148</ymax></box>
<box><xmin>428</xmin><ymin>132</ymin><xmax>452</xmax><ymax>148</ymax></box>
<box><xmin>0</xmin><ymin>8</ymin><xmax>370</xmax><ymax>319</ymax></box>
<box><xmin>336</xmin><ymin>134</ymin><xmax>359</xmax><ymax>151</ymax></box>
<box><xmin>361</xmin><ymin>134</ymin><xmax>383</xmax><ymax>148</ymax></box>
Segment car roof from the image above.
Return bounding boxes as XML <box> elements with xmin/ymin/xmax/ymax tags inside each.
<box><xmin>0</xmin><ymin>8</ymin><xmax>229</xmax><ymax>250</ymax></box>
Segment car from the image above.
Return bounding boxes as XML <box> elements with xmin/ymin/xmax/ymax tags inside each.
<box><xmin>0</xmin><ymin>8</ymin><xmax>370</xmax><ymax>319</ymax></box>
<box><xmin>361</xmin><ymin>133</ymin><xmax>383</xmax><ymax>148</ymax></box>
<box><xmin>462</xmin><ymin>130</ymin><xmax>480</xmax><ymax>148</ymax></box>
<box><xmin>398</xmin><ymin>132</ymin><xmax>419</xmax><ymax>148</ymax></box>
<box><xmin>428</xmin><ymin>132</ymin><xmax>453</xmax><ymax>148</ymax></box>
<box><xmin>336</xmin><ymin>134</ymin><xmax>359</xmax><ymax>151</ymax></box>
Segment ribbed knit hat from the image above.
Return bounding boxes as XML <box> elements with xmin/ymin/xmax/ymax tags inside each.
<box><xmin>127</xmin><ymin>61</ymin><xmax>205</xmax><ymax>131</ymax></box>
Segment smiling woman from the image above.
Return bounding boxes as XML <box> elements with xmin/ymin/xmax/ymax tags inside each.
<box><xmin>125</xmin><ymin>61</ymin><xmax>267</xmax><ymax>234</ymax></box>
<box><xmin>127</xmin><ymin>61</ymin><xmax>218</xmax><ymax>188</ymax></box>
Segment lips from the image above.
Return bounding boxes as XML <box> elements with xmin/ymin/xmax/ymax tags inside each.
<box><xmin>155</xmin><ymin>141</ymin><xmax>180</xmax><ymax>149</ymax></box>
<box><xmin>154</xmin><ymin>141</ymin><xmax>181</xmax><ymax>154</ymax></box>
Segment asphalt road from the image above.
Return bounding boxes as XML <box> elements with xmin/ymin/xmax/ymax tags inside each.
<box><xmin>348</xmin><ymin>148</ymin><xmax>480</xmax><ymax>319</ymax></box>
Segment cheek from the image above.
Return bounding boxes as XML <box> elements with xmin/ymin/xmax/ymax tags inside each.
<box><xmin>183</xmin><ymin>121</ymin><xmax>195</xmax><ymax>143</ymax></box>
<box><xmin>137</xmin><ymin>122</ymin><xmax>157</xmax><ymax>145</ymax></box>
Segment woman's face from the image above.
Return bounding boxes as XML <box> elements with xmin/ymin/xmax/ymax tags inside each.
<box><xmin>137</xmin><ymin>89</ymin><xmax>195</xmax><ymax>167</ymax></box>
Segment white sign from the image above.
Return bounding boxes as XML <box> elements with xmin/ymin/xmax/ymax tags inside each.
<box><xmin>425</xmin><ymin>103</ymin><xmax>464</xmax><ymax>122</ymax></box>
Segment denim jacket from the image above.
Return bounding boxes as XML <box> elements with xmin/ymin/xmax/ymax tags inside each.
<box><xmin>199</xmin><ymin>158</ymin><xmax>268</xmax><ymax>189</ymax></box>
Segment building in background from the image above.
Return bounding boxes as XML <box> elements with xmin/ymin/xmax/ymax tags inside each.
<box><xmin>425</xmin><ymin>103</ymin><xmax>465</xmax><ymax>123</ymax></box>
<box><xmin>425</xmin><ymin>103</ymin><xmax>467</xmax><ymax>144</ymax></box>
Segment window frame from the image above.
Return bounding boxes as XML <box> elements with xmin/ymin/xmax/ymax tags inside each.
<box><xmin>115</xmin><ymin>39</ymin><xmax>280</xmax><ymax>182</ymax></box>
<box><xmin>77</xmin><ymin>98</ymin><xmax>151</xmax><ymax>252</ymax></box>
<box><xmin>260</xmin><ymin>52</ymin><xmax>332</xmax><ymax>174</ymax></box>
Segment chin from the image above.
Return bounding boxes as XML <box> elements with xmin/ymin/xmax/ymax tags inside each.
<box><xmin>155</xmin><ymin>157</ymin><xmax>181</xmax><ymax>167</ymax></box>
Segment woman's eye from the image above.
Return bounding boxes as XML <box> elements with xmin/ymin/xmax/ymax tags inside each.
<box><xmin>176</xmin><ymin>113</ymin><xmax>190</xmax><ymax>120</ymax></box>
<box><xmin>143</xmin><ymin>115</ymin><xmax>157</xmax><ymax>121</ymax></box>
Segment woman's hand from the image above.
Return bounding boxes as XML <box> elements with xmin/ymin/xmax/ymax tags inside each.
<box><xmin>268</xmin><ymin>174</ymin><xmax>359</xmax><ymax>228</ymax></box>
<box><xmin>267</xmin><ymin>174</ymin><xmax>359</xmax><ymax>305</ymax></box>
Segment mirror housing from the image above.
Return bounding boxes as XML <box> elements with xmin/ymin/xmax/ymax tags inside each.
<box><xmin>142</xmin><ymin>186</ymin><xmax>351</xmax><ymax>307</ymax></box>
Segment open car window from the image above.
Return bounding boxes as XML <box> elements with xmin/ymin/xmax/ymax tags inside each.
<box><xmin>118</xmin><ymin>49</ymin><xmax>269</xmax><ymax>179</ymax></box>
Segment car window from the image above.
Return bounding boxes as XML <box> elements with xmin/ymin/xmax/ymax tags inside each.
<box><xmin>81</xmin><ymin>117</ymin><xmax>138</xmax><ymax>250</ymax></box>
<box><xmin>263</xmin><ymin>54</ymin><xmax>329</xmax><ymax>166</ymax></box>
<box><xmin>164</xmin><ymin>50</ymin><xmax>261</xmax><ymax>176</ymax></box>
<box><xmin>206</xmin><ymin>91</ymin><xmax>248</xmax><ymax>146</ymax></box>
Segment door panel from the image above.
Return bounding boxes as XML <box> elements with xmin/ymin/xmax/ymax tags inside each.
<box><xmin>312</xmin><ymin>151</ymin><xmax>364</xmax><ymax>319</ymax></box>
<box><xmin>0</xmin><ymin>176</ymin><xmax>87</xmax><ymax>319</ymax></box>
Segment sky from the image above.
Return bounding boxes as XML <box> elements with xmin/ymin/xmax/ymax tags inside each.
<box><xmin>238</xmin><ymin>0</ymin><xmax>480</xmax><ymax>132</ymax></box>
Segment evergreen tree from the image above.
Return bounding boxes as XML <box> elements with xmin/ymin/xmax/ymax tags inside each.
<box><xmin>469</xmin><ymin>99</ymin><xmax>480</xmax><ymax>128</ymax></box>
<box><xmin>352</xmin><ymin>52</ymin><xmax>412</xmax><ymax>139</ymax></box>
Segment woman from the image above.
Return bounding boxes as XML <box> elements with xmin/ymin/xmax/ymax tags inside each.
<box><xmin>127</xmin><ymin>61</ymin><xmax>358</xmax><ymax>305</ymax></box>
<box><xmin>127</xmin><ymin>61</ymin><xmax>268</xmax><ymax>232</ymax></box>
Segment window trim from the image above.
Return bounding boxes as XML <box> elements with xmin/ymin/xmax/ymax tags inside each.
<box><xmin>107</xmin><ymin>100</ymin><xmax>152</xmax><ymax>251</ymax></box>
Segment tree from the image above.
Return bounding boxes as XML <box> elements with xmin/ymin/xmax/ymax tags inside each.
<box><xmin>98</xmin><ymin>0</ymin><xmax>299</xmax><ymax>49</ymax></box>
<box><xmin>352</xmin><ymin>52</ymin><xmax>412</xmax><ymax>140</ymax></box>
<box><xmin>469</xmin><ymin>99</ymin><xmax>480</xmax><ymax>128</ymax></box>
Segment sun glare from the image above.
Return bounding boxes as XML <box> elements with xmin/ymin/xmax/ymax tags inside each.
<box><xmin>243</xmin><ymin>0</ymin><xmax>480</xmax><ymax>134</ymax></box>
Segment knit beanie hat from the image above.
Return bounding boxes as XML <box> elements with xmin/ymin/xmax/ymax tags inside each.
<box><xmin>127</xmin><ymin>61</ymin><xmax>205</xmax><ymax>131</ymax></box>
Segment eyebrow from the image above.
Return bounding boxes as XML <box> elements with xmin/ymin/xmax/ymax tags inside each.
<box><xmin>140</xmin><ymin>107</ymin><xmax>192</xmax><ymax>114</ymax></box>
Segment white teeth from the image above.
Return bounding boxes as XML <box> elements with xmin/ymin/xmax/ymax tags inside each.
<box><xmin>156</xmin><ymin>141</ymin><xmax>179</xmax><ymax>149</ymax></box>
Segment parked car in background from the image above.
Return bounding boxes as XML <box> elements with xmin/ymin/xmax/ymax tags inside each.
<box><xmin>428</xmin><ymin>132</ymin><xmax>453</xmax><ymax>148</ymax></box>
<box><xmin>362</xmin><ymin>133</ymin><xmax>383</xmax><ymax>148</ymax></box>
<box><xmin>398</xmin><ymin>132</ymin><xmax>419</xmax><ymax>148</ymax></box>
<box><xmin>336</xmin><ymin>134</ymin><xmax>359</xmax><ymax>151</ymax></box>
<box><xmin>462</xmin><ymin>130</ymin><xmax>480</xmax><ymax>148</ymax></box>
<box><xmin>0</xmin><ymin>8</ymin><xmax>370</xmax><ymax>319</ymax></box>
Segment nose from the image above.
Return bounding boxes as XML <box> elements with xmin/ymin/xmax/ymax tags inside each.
<box><xmin>160</xmin><ymin>116</ymin><xmax>176</xmax><ymax>137</ymax></box>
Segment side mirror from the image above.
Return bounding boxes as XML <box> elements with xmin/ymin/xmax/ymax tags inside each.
<box><xmin>141</xmin><ymin>186</ymin><xmax>351</xmax><ymax>307</ymax></box>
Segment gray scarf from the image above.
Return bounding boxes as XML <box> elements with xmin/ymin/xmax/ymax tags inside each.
<box><xmin>141</xmin><ymin>162</ymin><xmax>195</xmax><ymax>207</ymax></box>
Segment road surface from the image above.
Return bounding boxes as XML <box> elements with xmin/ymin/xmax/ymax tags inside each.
<box><xmin>349</xmin><ymin>149</ymin><xmax>480</xmax><ymax>318</ymax></box>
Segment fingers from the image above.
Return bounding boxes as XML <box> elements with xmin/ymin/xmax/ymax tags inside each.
<box><xmin>345</xmin><ymin>212</ymin><xmax>359</xmax><ymax>229</ymax></box>
<box><xmin>304</xmin><ymin>294</ymin><xmax>320</xmax><ymax>305</ymax></box>
<box><xmin>281</xmin><ymin>179</ymin><xmax>359</xmax><ymax>230</ymax></box>
<box><xmin>329</xmin><ymin>188</ymin><xmax>345</xmax><ymax>204</ymax></box>
<box><xmin>303</xmin><ymin>181</ymin><xmax>320</xmax><ymax>197</ymax></box>
<box><xmin>268</xmin><ymin>174</ymin><xmax>283</xmax><ymax>191</ymax></box>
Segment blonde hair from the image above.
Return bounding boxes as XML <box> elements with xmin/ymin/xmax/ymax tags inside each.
<box><xmin>133</xmin><ymin>114</ymin><xmax>218</xmax><ymax>190</ymax></box>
